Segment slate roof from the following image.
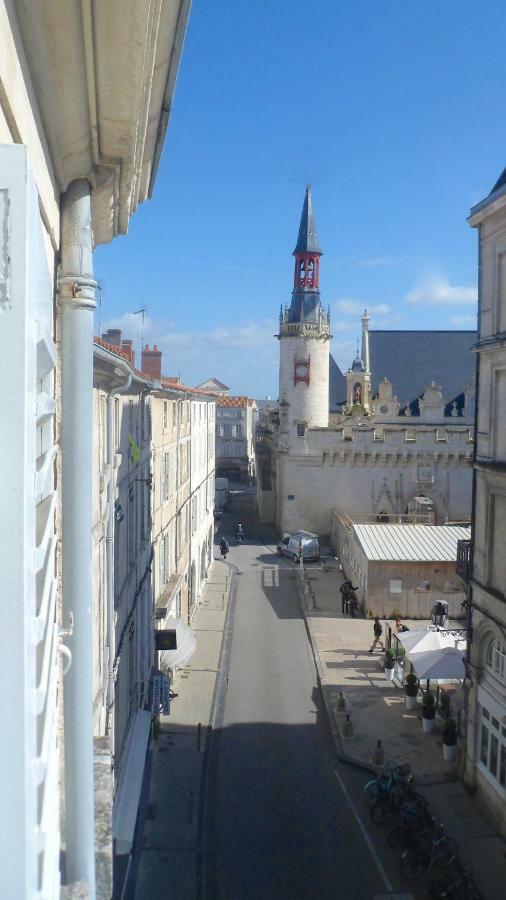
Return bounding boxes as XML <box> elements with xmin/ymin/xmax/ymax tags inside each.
<box><xmin>329</xmin><ymin>355</ymin><xmax>347</xmax><ymax>409</ymax></box>
<box><xmin>293</xmin><ymin>186</ymin><xmax>322</xmax><ymax>255</ymax></box>
<box><xmin>354</xmin><ymin>524</ymin><xmax>471</xmax><ymax>562</ymax></box>
<box><xmin>368</xmin><ymin>330</ymin><xmax>476</xmax><ymax>409</ymax></box>
<box><xmin>490</xmin><ymin>166</ymin><xmax>506</xmax><ymax>195</ymax></box>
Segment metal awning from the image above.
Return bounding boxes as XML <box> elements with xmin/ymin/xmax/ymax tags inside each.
<box><xmin>112</xmin><ymin>709</ymin><xmax>152</xmax><ymax>855</ymax></box>
<box><xmin>158</xmin><ymin>617</ymin><xmax>196</xmax><ymax>672</ymax></box>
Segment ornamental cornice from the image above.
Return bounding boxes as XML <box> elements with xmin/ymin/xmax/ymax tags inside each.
<box><xmin>13</xmin><ymin>0</ymin><xmax>190</xmax><ymax>245</ymax></box>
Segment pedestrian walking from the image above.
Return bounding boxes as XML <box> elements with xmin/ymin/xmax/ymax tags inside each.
<box><xmin>368</xmin><ymin>616</ymin><xmax>385</xmax><ymax>653</ymax></box>
<box><xmin>219</xmin><ymin>536</ymin><xmax>229</xmax><ymax>559</ymax></box>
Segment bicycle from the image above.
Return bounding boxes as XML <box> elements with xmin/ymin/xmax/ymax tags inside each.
<box><xmin>428</xmin><ymin>861</ymin><xmax>485</xmax><ymax>899</ymax></box>
<box><xmin>400</xmin><ymin>819</ymin><xmax>457</xmax><ymax>880</ymax></box>
<box><xmin>371</xmin><ymin>783</ymin><xmax>428</xmax><ymax>828</ymax></box>
<box><xmin>363</xmin><ymin>759</ymin><xmax>411</xmax><ymax>806</ymax></box>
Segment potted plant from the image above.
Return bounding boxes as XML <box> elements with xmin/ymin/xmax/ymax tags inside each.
<box><xmin>384</xmin><ymin>648</ymin><xmax>396</xmax><ymax>681</ymax></box>
<box><xmin>422</xmin><ymin>691</ymin><xmax>436</xmax><ymax>733</ymax></box>
<box><xmin>404</xmin><ymin>673</ymin><xmax>419</xmax><ymax>710</ymax></box>
<box><xmin>442</xmin><ymin>718</ymin><xmax>458</xmax><ymax>761</ymax></box>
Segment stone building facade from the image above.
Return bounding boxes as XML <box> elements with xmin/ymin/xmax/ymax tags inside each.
<box><xmin>267</xmin><ymin>189</ymin><xmax>475</xmax><ymax>539</ymax></box>
<box><xmin>0</xmin><ymin>4</ymin><xmax>191</xmax><ymax>897</ymax></box>
<box><xmin>216</xmin><ymin>395</ymin><xmax>257</xmax><ymax>482</ymax></box>
<box><xmin>464</xmin><ymin>168</ymin><xmax>506</xmax><ymax>836</ymax></box>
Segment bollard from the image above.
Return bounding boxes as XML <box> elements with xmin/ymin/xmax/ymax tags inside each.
<box><xmin>342</xmin><ymin>714</ymin><xmax>354</xmax><ymax>737</ymax></box>
<box><xmin>371</xmin><ymin>739</ymin><xmax>384</xmax><ymax>767</ymax></box>
<box><xmin>337</xmin><ymin>691</ymin><xmax>346</xmax><ymax>711</ymax></box>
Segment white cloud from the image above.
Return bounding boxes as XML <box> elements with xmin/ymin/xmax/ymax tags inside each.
<box><xmin>405</xmin><ymin>276</ymin><xmax>477</xmax><ymax>306</ymax></box>
<box><xmin>451</xmin><ymin>314</ymin><xmax>477</xmax><ymax>327</ymax></box>
<box><xmin>333</xmin><ymin>298</ymin><xmax>391</xmax><ymax>317</ymax></box>
<box><xmin>100</xmin><ymin>314</ymin><xmax>279</xmax><ymax>396</ymax></box>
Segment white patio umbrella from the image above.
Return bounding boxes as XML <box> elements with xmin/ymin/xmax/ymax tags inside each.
<box><xmin>397</xmin><ymin>628</ymin><xmax>466</xmax><ymax>655</ymax></box>
<box><xmin>410</xmin><ymin>646</ymin><xmax>465</xmax><ymax>681</ymax></box>
<box><xmin>159</xmin><ymin>616</ymin><xmax>197</xmax><ymax>672</ymax></box>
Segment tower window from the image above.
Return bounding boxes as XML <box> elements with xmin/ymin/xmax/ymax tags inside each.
<box><xmin>353</xmin><ymin>382</ymin><xmax>362</xmax><ymax>404</ymax></box>
<box><xmin>307</xmin><ymin>259</ymin><xmax>314</xmax><ymax>285</ymax></box>
<box><xmin>297</xmin><ymin>423</ymin><xmax>306</xmax><ymax>437</ymax></box>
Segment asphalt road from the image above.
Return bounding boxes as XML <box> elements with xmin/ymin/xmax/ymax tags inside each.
<box><xmin>203</xmin><ymin>489</ymin><xmax>395</xmax><ymax>900</ymax></box>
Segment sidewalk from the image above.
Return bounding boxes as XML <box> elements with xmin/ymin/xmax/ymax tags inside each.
<box><xmin>135</xmin><ymin>560</ymin><xmax>231</xmax><ymax>900</ymax></box>
<box><xmin>298</xmin><ymin>557</ymin><xmax>506</xmax><ymax>900</ymax></box>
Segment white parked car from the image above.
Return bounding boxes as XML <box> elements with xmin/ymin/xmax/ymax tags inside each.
<box><xmin>277</xmin><ymin>531</ymin><xmax>320</xmax><ymax>563</ymax></box>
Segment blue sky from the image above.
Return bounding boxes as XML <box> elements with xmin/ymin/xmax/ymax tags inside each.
<box><xmin>95</xmin><ymin>0</ymin><xmax>506</xmax><ymax>397</ymax></box>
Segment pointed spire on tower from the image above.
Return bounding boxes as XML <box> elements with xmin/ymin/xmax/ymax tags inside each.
<box><xmin>294</xmin><ymin>186</ymin><xmax>322</xmax><ymax>255</ymax></box>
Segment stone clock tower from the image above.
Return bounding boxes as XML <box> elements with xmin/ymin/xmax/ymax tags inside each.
<box><xmin>277</xmin><ymin>187</ymin><xmax>331</xmax><ymax>436</ymax></box>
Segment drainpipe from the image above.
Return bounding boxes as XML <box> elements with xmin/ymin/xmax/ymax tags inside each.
<box><xmin>59</xmin><ymin>180</ymin><xmax>97</xmax><ymax>893</ymax></box>
<box><xmin>106</xmin><ymin>375</ymin><xmax>132</xmax><ymax>729</ymax></box>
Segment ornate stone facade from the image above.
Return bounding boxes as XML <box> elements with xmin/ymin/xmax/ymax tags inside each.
<box><xmin>269</xmin><ymin>190</ymin><xmax>475</xmax><ymax>537</ymax></box>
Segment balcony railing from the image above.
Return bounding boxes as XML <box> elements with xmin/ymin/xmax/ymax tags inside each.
<box><xmin>456</xmin><ymin>539</ymin><xmax>472</xmax><ymax>583</ymax></box>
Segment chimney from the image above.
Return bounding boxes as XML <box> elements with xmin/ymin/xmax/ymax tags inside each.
<box><xmin>141</xmin><ymin>344</ymin><xmax>162</xmax><ymax>380</ymax></box>
<box><xmin>121</xmin><ymin>339</ymin><xmax>135</xmax><ymax>367</ymax></box>
<box><xmin>101</xmin><ymin>328</ymin><xmax>122</xmax><ymax>346</ymax></box>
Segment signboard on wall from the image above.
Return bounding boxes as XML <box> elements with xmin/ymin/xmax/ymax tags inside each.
<box><xmin>161</xmin><ymin>675</ymin><xmax>170</xmax><ymax>715</ymax></box>
<box><xmin>155</xmin><ymin>629</ymin><xmax>177</xmax><ymax>651</ymax></box>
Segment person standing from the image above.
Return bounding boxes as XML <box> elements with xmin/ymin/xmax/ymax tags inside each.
<box><xmin>368</xmin><ymin>616</ymin><xmax>385</xmax><ymax>653</ymax></box>
<box><xmin>339</xmin><ymin>579</ymin><xmax>358</xmax><ymax>615</ymax></box>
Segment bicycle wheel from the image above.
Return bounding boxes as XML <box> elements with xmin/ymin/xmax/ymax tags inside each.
<box><xmin>363</xmin><ymin>780</ymin><xmax>381</xmax><ymax>806</ymax></box>
<box><xmin>371</xmin><ymin>801</ymin><xmax>390</xmax><ymax>825</ymax></box>
<box><xmin>431</xmin><ymin>836</ymin><xmax>458</xmax><ymax>871</ymax></box>
<box><xmin>400</xmin><ymin>847</ymin><xmax>424</xmax><ymax>880</ymax></box>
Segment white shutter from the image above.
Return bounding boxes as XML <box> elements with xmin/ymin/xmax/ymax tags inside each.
<box><xmin>0</xmin><ymin>146</ymin><xmax>60</xmax><ymax>897</ymax></box>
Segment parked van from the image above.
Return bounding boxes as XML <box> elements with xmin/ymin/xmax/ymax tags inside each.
<box><xmin>277</xmin><ymin>531</ymin><xmax>320</xmax><ymax>563</ymax></box>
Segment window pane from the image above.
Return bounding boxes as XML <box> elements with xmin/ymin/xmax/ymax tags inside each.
<box><xmin>490</xmin><ymin>735</ymin><xmax>499</xmax><ymax>777</ymax></box>
<box><xmin>482</xmin><ymin>708</ymin><xmax>490</xmax><ymax>720</ymax></box>
<box><xmin>480</xmin><ymin>724</ymin><xmax>489</xmax><ymax>766</ymax></box>
<box><xmin>492</xmin><ymin>717</ymin><xmax>499</xmax><ymax>730</ymax></box>
<box><xmin>500</xmin><ymin>746</ymin><xmax>506</xmax><ymax>788</ymax></box>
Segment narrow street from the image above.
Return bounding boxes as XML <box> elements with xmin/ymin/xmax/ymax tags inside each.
<box><xmin>202</xmin><ymin>488</ymin><xmax>393</xmax><ymax>899</ymax></box>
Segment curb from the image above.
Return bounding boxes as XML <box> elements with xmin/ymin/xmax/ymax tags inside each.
<box><xmin>295</xmin><ymin>572</ymin><xmax>378</xmax><ymax>776</ymax></box>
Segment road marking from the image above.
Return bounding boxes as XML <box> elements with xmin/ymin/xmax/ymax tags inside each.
<box><xmin>333</xmin><ymin>768</ymin><xmax>394</xmax><ymax>893</ymax></box>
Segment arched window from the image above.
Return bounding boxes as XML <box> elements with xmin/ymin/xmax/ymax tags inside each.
<box><xmin>307</xmin><ymin>259</ymin><xmax>314</xmax><ymax>285</ymax></box>
<box><xmin>299</xmin><ymin>260</ymin><xmax>305</xmax><ymax>284</ymax></box>
<box><xmin>486</xmin><ymin>637</ymin><xmax>506</xmax><ymax>684</ymax></box>
<box><xmin>353</xmin><ymin>382</ymin><xmax>362</xmax><ymax>404</ymax></box>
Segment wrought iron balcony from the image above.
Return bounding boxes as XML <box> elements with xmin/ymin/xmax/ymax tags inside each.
<box><xmin>456</xmin><ymin>539</ymin><xmax>472</xmax><ymax>583</ymax></box>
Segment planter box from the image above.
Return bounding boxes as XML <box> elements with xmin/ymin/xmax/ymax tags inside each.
<box><xmin>422</xmin><ymin>716</ymin><xmax>435</xmax><ymax>733</ymax></box>
<box><xmin>405</xmin><ymin>695</ymin><xmax>418</xmax><ymax>711</ymax></box>
<box><xmin>443</xmin><ymin>742</ymin><xmax>457</xmax><ymax>762</ymax></box>
<box><xmin>384</xmin><ymin>667</ymin><xmax>395</xmax><ymax>681</ymax></box>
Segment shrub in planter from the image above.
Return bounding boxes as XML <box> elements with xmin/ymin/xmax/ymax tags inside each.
<box><xmin>405</xmin><ymin>673</ymin><xmax>418</xmax><ymax>696</ymax></box>
<box><xmin>422</xmin><ymin>691</ymin><xmax>436</xmax><ymax>732</ymax></box>
<box><xmin>442</xmin><ymin>717</ymin><xmax>458</xmax><ymax>745</ymax></box>
<box><xmin>442</xmin><ymin>717</ymin><xmax>458</xmax><ymax>761</ymax></box>
<box><xmin>384</xmin><ymin>649</ymin><xmax>396</xmax><ymax>681</ymax></box>
<box><xmin>405</xmin><ymin>673</ymin><xmax>418</xmax><ymax>709</ymax></box>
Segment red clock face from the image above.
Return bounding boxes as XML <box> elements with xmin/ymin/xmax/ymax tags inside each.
<box><xmin>294</xmin><ymin>358</ymin><xmax>310</xmax><ymax>385</ymax></box>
